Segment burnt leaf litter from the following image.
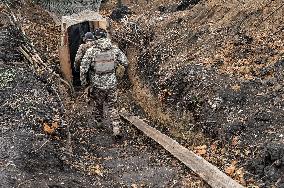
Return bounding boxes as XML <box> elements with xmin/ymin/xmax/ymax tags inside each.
<box><xmin>1</xmin><ymin>0</ymin><xmax>284</xmax><ymax>187</ymax></box>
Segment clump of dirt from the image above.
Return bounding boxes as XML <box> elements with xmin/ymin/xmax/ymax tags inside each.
<box><xmin>110</xmin><ymin>5</ymin><xmax>132</xmax><ymax>21</ymax></box>
<box><xmin>248</xmin><ymin>142</ymin><xmax>284</xmax><ymax>187</ymax></box>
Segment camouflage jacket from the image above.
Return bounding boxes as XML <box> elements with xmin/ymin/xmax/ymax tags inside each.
<box><xmin>74</xmin><ymin>39</ymin><xmax>96</xmax><ymax>72</ymax></box>
<box><xmin>80</xmin><ymin>38</ymin><xmax>128</xmax><ymax>89</ymax></box>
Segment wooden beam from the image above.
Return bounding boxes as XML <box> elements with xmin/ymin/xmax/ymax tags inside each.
<box><xmin>121</xmin><ymin>112</ymin><xmax>244</xmax><ymax>188</ymax></box>
<box><xmin>19</xmin><ymin>46</ymin><xmax>74</xmax><ymax>95</ymax></box>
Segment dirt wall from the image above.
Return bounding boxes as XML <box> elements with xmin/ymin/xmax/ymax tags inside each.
<box><xmin>112</xmin><ymin>0</ymin><xmax>284</xmax><ymax>186</ymax></box>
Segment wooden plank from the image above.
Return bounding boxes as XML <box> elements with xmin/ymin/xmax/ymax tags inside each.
<box><xmin>121</xmin><ymin>112</ymin><xmax>244</xmax><ymax>188</ymax></box>
<box><xmin>59</xmin><ymin>45</ymin><xmax>73</xmax><ymax>84</ymax></box>
<box><xmin>98</xmin><ymin>20</ymin><xmax>108</xmax><ymax>30</ymax></box>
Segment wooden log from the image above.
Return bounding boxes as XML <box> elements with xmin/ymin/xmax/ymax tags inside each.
<box><xmin>121</xmin><ymin>112</ymin><xmax>244</xmax><ymax>188</ymax></box>
<box><xmin>58</xmin><ymin>45</ymin><xmax>73</xmax><ymax>84</ymax></box>
<box><xmin>19</xmin><ymin>46</ymin><xmax>74</xmax><ymax>95</ymax></box>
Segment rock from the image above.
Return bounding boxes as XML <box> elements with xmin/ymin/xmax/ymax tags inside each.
<box><xmin>264</xmin><ymin>166</ymin><xmax>276</xmax><ymax>177</ymax></box>
<box><xmin>158</xmin><ymin>5</ymin><xmax>166</xmax><ymax>12</ymax></box>
<box><xmin>233</xmin><ymin>33</ymin><xmax>253</xmax><ymax>46</ymax></box>
<box><xmin>225</xmin><ymin>121</ymin><xmax>246</xmax><ymax>137</ymax></box>
<box><xmin>254</xmin><ymin>58</ymin><xmax>267</xmax><ymax>65</ymax></box>
<box><xmin>220</xmin><ymin>89</ymin><xmax>247</xmax><ymax>106</ymax></box>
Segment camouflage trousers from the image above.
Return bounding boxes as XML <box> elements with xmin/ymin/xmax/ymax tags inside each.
<box><xmin>90</xmin><ymin>87</ymin><xmax>120</xmax><ymax>127</ymax></box>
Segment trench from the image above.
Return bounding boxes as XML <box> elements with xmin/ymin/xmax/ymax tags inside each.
<box><xmin>0</xmin><ymin>17</ymin><xmax>206</xmax><ymax>188</ymax></box>
<box><xmin>126</xmin><ymin>47</ymin><xmax>173</xmax><ymax>125</ymax></box>
<box><xmin>4</xmin><ymin>0</ymin><xmax>284</xmax><ymax>187</ymax></box>
<box><xmin>123</xmin><ymin>46</ymin><xmax>203</xmax><ymax>144</ymax></box>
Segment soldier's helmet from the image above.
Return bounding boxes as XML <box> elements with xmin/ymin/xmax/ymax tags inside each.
<box><xmin>94</xmin><ymin>28</ymin><xmax>107</xmax><ymax>39</ymax></box>
<box><xmin>83</xmin><ymin>32</ymin><xmax>94</xmax><ymax>41</ymax></box>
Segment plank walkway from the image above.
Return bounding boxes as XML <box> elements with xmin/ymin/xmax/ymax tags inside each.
<box><xmin>121</xmin><ymin>112</ymin><xmax>244</xmax><ymax>188</ymax></box>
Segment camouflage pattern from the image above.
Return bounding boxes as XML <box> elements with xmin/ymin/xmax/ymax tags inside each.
<box><xmin>90</xmin><ymin>87</ymin><xmax>120</xmax><ymax>127</ymax></box>
<box><xmin>80</xmin><ymin>38</ymin><xmax>128</xmax><ymax>89</ymax></box>
<box><xmin>80</xmin><ymin>37</ymin><xmax>128</xmax><ymax>128</ymax></box>
<box><xmin>74</xmin><ymin>39</ymin><xmax>96</xmax><ymax>72</ymax></box>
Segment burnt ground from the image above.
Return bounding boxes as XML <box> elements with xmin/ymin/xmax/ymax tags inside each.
<box><xmin>62</xmin><ymin>90</ymin><xmax>206</xmax><ymax>187</ymax></box>
<box><xmin>0</xmin><ymin>60</ymin><xmax>95</xmax><ymax>187</ymax></box>
<box><xmin>0</xmin><ymin>2</ymin><xmax>206</xmax><ymax>188</ymax></box>
<box><xmin>110</xmin><ymin>0</ymin><xmax>284</xmax><ymax>187</ymax></box>
<box><xmin>0</xmin><ymin>19</ymin><xmax>96</xmax><ymax>186</ymax></box>
<box><xmin>2</xmin><ymin>0</ymin><xmax>284</xmax><ymax>187</ymax></box>
<box><xmin>0</xmin><ymin>59</ymin><xmax>204</xmax><ymax>187</ymax></box>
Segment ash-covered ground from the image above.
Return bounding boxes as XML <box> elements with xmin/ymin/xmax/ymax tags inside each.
<box><xmin>1</xmin><ymin>0</ymin><xmax>284</xmax><ymax>187</ymax></box>
<box><xmin>0</xmin><ymin>1</ymin><xmax>206</xmax><ymax>187</ymax></box>
<box><xmin>110</xmin><ymin>0</ymin><xmax>284</xmax><ymax>187</ymax></box>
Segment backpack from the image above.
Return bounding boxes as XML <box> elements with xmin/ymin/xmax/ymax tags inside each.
<box><xmin>93</xmin><ymin>49</ymin><xmax>115</xmax><ymax>74</ymax></box>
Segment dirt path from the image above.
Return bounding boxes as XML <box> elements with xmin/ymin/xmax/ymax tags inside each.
<box><xmin>61</xmin><ymin>90</ymin><xmax>207</xmax><ymax>187</ymax></box>
<box><xmin>0</xmin><ymin>32</ymin><xmax>205</xmax><ymax>188</ymax></box>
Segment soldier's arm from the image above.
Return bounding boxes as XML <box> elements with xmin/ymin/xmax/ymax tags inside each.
<box><xmin>113</xmin><ymin>47</ymin><xmax>129</xmax><ymax>79</ymax></box>
<box><xmin>74</xmin><ymin>45</ymin><xmax>84</xmax><ymax>71</ymax></box>
<box><xmin>114</xmin><ymin>47</ymin><xmax>128</xmax><ymax>67</ymax></box>
<box><xmin>80</xmin><ymin>48</ymin><xmax>92</xmax><ymax>86</ymax></box>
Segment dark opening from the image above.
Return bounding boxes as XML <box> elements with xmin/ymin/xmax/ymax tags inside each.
<box><xmin>67</xmin><ymin>21</ymin><xmax>90</xmax><ymax>85</ymax></box>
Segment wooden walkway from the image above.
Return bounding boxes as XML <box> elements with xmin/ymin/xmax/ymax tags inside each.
<box><xmin>121</xmin><ymin>112</ymin><xmax>244</xmax><ymax>188</ymax></box>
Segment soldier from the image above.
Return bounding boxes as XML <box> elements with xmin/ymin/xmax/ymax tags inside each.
<box><xmin>74</xmin><ymin>32</ymin><xmax>96</xmax><ymax>72</ymax></box>
<box><xmin>80</xmin><ymin>28</ymin><xmax>128</xmax><ymax>138</ymax></box>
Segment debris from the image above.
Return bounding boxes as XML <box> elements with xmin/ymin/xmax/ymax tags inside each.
<box><xmin>225</xmin><ymin>160</ymin><xmax>237</xmax><ymax>176</ymax></box>
<box><xmin>194</xmin><ymin>145</ymin><xmax>207</xmax><ymax>155</ymax></box>
<box><xmin>131</xmin><ymin>184</ymin><xmax>138</xmax><ymax>188</ymax></box>
<box><xmin>43</xmin><ymin>122</ymin><xmax>59</xmax><ymax>134</ymax></box>
<box><xmin>89</xmin><ymin>164</ymin><xmax>104</xmax><ymax>176</ymax></box>
<box><xmin>232</xmin><ymin>136</ymin><xmax>239</xmax><ymax>146</ymax></box>
<box><xmin>176</xmin><ymin>0</ymin><xmax>201</xmax><ymax>11</ymax></box>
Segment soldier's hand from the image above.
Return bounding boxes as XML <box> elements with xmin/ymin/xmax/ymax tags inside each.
<box><xmin>81</xmin><ymin>81</ymin><xmax>87</xmax><ymax>87</ymax></box>
<box><xmin>116</xmin><ymin>64</ymin><xmax>125</xmax><ymax>78</ymax></box>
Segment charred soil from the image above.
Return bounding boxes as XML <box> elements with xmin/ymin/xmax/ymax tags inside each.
<box><xmin>1</xmin><ymin>1</ymin><xmax>206</xmax><ymax>187</ymax></box>
<box><xmin>1</xmin><ymin>0</ymin><xmax>284</xmax><ymax>187</ymax></box>
<box><xmin>109</xmin><ymin>0</ymin><xmax>284</xmax><ymax>187</ymax></box>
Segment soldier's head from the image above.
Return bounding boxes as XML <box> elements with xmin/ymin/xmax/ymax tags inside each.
<box><xmin>83</xmin><ymin>32</ymin><xmax>94</xmax><ymax>42</ymax></box>
<box><xmin>94</xmin><ymin>28</ymin><xmax>107</xmax><ymax>39</ymax></box>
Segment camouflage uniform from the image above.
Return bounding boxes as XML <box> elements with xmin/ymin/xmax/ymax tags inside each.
<box><xmin>74</xmin><ymin>39</ymin><xmax>96</xmax><ymax>72</ymax></box>
<box><xmin>80</xmin><ymin>38</ymin><xmax>128</xmax><ymax>129</ymax></box>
